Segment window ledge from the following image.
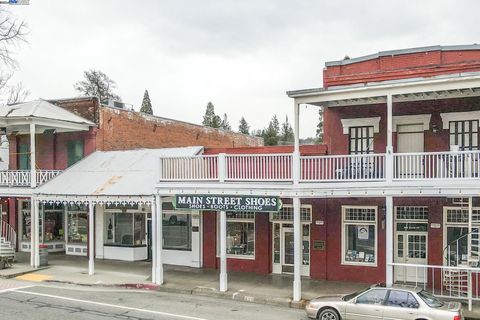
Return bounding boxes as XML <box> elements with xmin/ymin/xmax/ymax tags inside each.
<box><xmin>341</xmin><ymin>261</ymin><xmax>378</xmax><ymax>268</ymax></box>
<box><xmin>216</xmin><ymin>254</ymin><xmax>256</xmax><ymax>260</ymax></box>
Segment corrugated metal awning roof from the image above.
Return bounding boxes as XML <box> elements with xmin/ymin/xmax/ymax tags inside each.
<box><xmin>36</xmin><ymin>147</ymin><xmax>203</xmax><ymax>197</ymax></box>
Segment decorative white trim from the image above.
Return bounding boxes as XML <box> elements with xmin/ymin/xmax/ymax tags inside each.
<box><xmin>35</xmin><ymin>195</ymin><xmax>154</xmax><ymax>206</ymax></box>
<box><xmin>341</xmin><ymin>117</ymin><xmax>381</xmax><ymax>134</ymax></box>
<box><xmin>393</xmin><ymin>114</ymin><xmax>431</xmax><ymax>132</ymax></box>
<box><xmin>440</xmin><ymin>111</ymin><xmax>480</xmax><ymax>129</ymax></box>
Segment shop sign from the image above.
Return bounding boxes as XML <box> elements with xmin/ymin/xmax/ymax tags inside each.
<box><xmin>396</xmin><ymin>223</ymin><xmax>428</xmax><ymax>232</ymax></box>
<box><xmin>174</xmin><ymin>195</ymin><xmax>282</xmax><ymax>212</ymax></box>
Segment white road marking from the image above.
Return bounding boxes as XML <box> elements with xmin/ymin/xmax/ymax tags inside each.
<box><xmin>14</xmin><ymin>289</ymin><xmax>209</xmax><ymax>320</ymax></box>
<box><xmin>0</xmin><ymin>285</ymin><xmax>34</xmax><ymax>294</ymax></box>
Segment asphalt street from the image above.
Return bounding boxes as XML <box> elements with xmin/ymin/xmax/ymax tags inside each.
<box><xmin>0</xmin><ymin>279</ymin><xmax>306</xmax><ymax>320</ymax></box>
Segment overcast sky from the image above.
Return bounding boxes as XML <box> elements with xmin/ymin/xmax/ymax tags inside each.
<box><xmin>6</xmin><ymin>0</ymin><xmax>480</xmax><ymax>138</ymax></box>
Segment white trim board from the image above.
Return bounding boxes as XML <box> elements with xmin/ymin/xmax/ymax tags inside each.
<box><xmin>393</xmin><ymin>114</ymin><xmax>431</xmax><ymax>132</ymax></box>
<box><xmin>440</xmin><ymin>111</ymin><xmax>480</xmax><ymax>129</ymax></box>
<box><xmin>341</xmin><ymin>117</ymin><xmax>381</xmax><ymax>134</ymax></box>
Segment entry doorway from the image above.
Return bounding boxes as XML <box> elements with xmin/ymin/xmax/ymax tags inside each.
<box><xmin>396</xmin><ymin>124</ymin><xmax>425</xmax><ymax>178</ymax></box>
<box><xmin>281</xmin><ymin>227</ymin><xmax>294</xmax><ymax>273</ymax></box>
<box><xmin>395</xmin><ymin>232</ymin><xmax>428</xmax><ymax>283</ymax></box>
<box><xmin>394</xmin><ymin>206</ymin><xmax>429</xmax><ymax>283</ymax></box>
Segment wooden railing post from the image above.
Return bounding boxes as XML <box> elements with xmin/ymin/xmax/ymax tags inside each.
<box><xmin>218</xmin><ymin>153</ymin><xmax>226</xmax><ymax>182</ymax></box>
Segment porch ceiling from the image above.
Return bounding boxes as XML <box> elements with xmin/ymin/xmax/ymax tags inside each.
<box><xmin>288</xmin><ymin>72</ymin><xmax>480</xmax><ymax>107</ymax></box>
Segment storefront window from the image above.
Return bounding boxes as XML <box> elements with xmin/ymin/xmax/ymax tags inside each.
<box><xmin>273</xmin><ymin>223</ymin><xmax>280</xmax><ymax>263</ymax></box>
<box><xmin>163</xmin><ymin>212</ymin><xmax>191</xmax><ymax>251</ymax></box>
<box><xmin>217</xmin><ymin>212</ymin><xmax>255</xmax><ymax>258</ymax></box>
<box><xmin>67</xmin><ymin>205</ymin><xmax>88</xmax><ymax>244</ymax></box>
<box><xmin>21</xmin><ymin>201</ymin><xmax>31</xmax><ymax>241</ymax></box>
<box><xmin>342</xmin><ymin>206</ymin><xmax>377</xmax><ymax>265</ymax></box>
<box><xmin>104</xmin><ymin>211</ymin><xmax>146</xmax><ymax>246</ymax></box>
<box><xmin>42</xmin><ymin>203</ymin><xmax>64</xmax><ymax>242</ymax></box>
<box><xmin>303</xmin><ymin>224</ymin><xmax>310</xmax><ymax>265</ymax></box>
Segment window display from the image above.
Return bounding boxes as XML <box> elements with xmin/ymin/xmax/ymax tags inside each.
<box><xmin>343</xmin><ymin>206</ymin><xmax>377</xmax><ymax>265</ymax></box>
<box><xmin>67</xmin><ymin>205</ymin><xmax>88</xmax><ymax>244</ymax></box>
<box><xmin>42</xmin><ymin>203</ymin><xmax>64</xmax><ymax>242</ymax></box>
<box><xmin>104</xmin><ymin>210</ymin><xmax>146</xmax><ymax>246</ymax></box>
<box><xmin>163</xmin><ymin>212</ymin><xmax>191</xmax><ymax>251</ymax></box>
<box><xmin>217</xmin><ymin>212</ymin><xmax>255</xmax><ymax>257</ymax></box>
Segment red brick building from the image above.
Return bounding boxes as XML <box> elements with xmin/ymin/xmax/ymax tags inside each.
<box><xmin>156</xmin><ymin>45</ymin><xmax>480</xmax><ymax>304</ymax></box>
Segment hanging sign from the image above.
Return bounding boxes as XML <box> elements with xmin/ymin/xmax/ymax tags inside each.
<box><xmin>174</xmin><ymin>195</ymin><xmax>282</xmax><ymax>212</ymax></box>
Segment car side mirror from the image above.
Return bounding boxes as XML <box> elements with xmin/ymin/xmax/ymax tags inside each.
<box><xmin>351</xmin><ymin>299</ymin><xmax>357</xmax><ymax>304</ymax></box>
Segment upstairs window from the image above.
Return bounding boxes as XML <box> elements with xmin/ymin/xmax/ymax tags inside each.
<box><xmin>67</xmin><ymin>140</ymin><xmax>84</xmax><ymax>166</ymax></box>
<box><xmin>349</xmin><ymin>126</ymin><xmax>374</xmax><ymax>154</ymax></box>
<box><xmin>18</xmin><ymin>143</ymin><xmax>30</xmax><ymax>170</ymax></box>
<box><xmin>449</xmin><ymin>120</ymin><xmax>479</xmax><ymax>151</ymax></box>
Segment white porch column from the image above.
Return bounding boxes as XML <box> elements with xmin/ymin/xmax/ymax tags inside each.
<box><xmin>151</xmin><ymin>198</ymin><xmax>157</xmax><ymax>284</ymax></box>
<box><xmin>468</xmin><ymin>196</ymin><xmax>473</xmax><ymax>259</ymax></box>
<box><xmin>293</xmin><ymin>102</ymin><xmax>300</xmax><ymax>184</ymax></box>
<box><xmin>30</xmin><ymin>197</ymin><xmax>35</xmax><ymax>267</ymax></box>
<box><xmin>386</xmin><ymin>94</ymin><xmax>394</xmax><ymax>182</ymax></box>
<box><xmin>155</xmin><ymin>195</ymin><xmax>164</xmax><ymax>285</ymax></box>
<box><xmin>385</xmin><ymin>196</ymin><xmax>394</xmax><ymax>286</ymax></box>
<box><xmin>33</xmin><ymin>199</ymin><xmax>40</xmax><ymax>268</ymax></box>
<box><xmin>219</xmin><ymin>210</ymin><xmax>227</xmax><ymax>292</ymax></box>
<box><xmin>293</xmin><ymin>197</ymin><xmax>302</xmax><ymax>302</ymax></box>
<box><xmin>88</xmin><ymin>202</ymin><xmax>94</xmax><ymax>275</ymax></box>
<box><xmin>29</xmin><ymin>122</ymin><xmax>36</xmax><ymax>188</ymax></box>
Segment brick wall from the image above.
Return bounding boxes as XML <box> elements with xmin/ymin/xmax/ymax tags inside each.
<box><xmin>324</xmin><ymin>49</ymin><xmax>480</xmax><ymax>87</ymax></box>
<box><xmin>96</xmin><ymin>106</ymin><xmax>263</xmax><ymax>151</ymax></box>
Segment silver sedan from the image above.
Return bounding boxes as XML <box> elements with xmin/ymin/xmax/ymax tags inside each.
<box><xmin>305</xmin><ymin>284</ymin><xmax>463</xmax><ymax>320</ymax></box>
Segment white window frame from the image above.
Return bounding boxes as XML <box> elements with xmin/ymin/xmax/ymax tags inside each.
<box><xmin>341</xmin><ymin>205</ymin><xmax>378</xmax><ymax>267</ymax></box>
<box><xmin>341</xmin><ymin>117</ymin><xmax>381</xmax><ymax>134</ymax></box>
<box><xmin>440</xmin><ymin>111</ymin><xmax>480</xmax><ymax>129</ymax></box>
<box><xmin>216</xmin><ymin>212</ymin><xmax>256</xmax><ymax>260</ymax></box>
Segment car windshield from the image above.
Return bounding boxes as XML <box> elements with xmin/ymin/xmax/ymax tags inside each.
<box><xmin>342</xmin><ymin>287</ymin><xmax>370</xmax><ymax>301</ymax></box>
<box><xmin>417</xmin><ymin>290</ymin><xmax>444</xmax><ymax>308</ymax></box>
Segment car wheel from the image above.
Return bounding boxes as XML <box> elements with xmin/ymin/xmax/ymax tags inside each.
<box><xmin>317</xmin><ymin>308</ymin><xmax>340</xmax><ymax>320</ymax></box>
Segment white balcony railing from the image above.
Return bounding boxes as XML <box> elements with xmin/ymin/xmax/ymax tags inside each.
<box><xmin>0</xmin><ymin>170</ymin><xmax>62</xmax><ymax>187</ymax></box>
<box><xmin>158</xmin><ymin>150</ymin><xmax>480</xmax><ymax>183</ymax></box>
<box><xmin>300</xmin><ymin>153</ymin><xmax>385</xmax><ymax>181</ymax></box>
<box><xmin>226</xmin><ymin>154</ymin><xmax>292</xmax><ymax>181</ymax></box>
<box><xmin>394</xmin><ymin>150</ymin><xmax>480</xmax><ymax>180</ymax></box>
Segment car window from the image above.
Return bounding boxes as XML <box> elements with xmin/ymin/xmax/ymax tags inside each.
<box><xmin>356</xmin><ymin>289</ymin><xmax>388</xmax><ymax>305</ymax></box>
<box><xmin>386</xmin><ymin>290</ymin><xmax>419</xmax><ymax>308</ymax></box>
<box><xmin>417</xmin><ymin>290</ymin><xmax>444</xmax><ymax>308</ymax></box>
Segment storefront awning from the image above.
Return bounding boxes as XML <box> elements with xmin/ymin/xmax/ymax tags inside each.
<box><xmin>35</xmin><ymin>147</ymin><xmax>203</xmax><ymax>204</ymax></box>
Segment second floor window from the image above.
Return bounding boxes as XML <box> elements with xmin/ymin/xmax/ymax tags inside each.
<box><xmin>67</xmin><ymin>140</ymin><xmax>84</xmax><ymax>166</ymax></box>
<box><xmin>17</xmin><ymin>142</ymin><xmax>30</xmax><ymax>170</ymax></box>
<box><xmin>449</xmin><ymin>120</ymin><xmax>479</xmax><ymax>150</ymax></box>
<box><xmin>349</xmin><ymin>126</ymin><xmax>374</xmax><ymax>154</ymax></box>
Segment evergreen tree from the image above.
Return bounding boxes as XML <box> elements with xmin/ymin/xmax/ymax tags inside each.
<box><xmin>220</xmin><ymin>113</ymin><xmax>231</xmax><ymax>131</ymax></box>
<box><xmin>280</xmin><ymin>115</ymin><xmax>294</xmax><ymax>144</ymax></box>
<box><xmin>140</xmin><ymin>90</ymin><xmax>153</xmax><ymax>114</ymax></box>
<box><xmin>316</xmin><ymin>106</ymin><xmax>324</xmax><ymax>143</ymax></box>
<box><xmin>202</xmin><ymin>101</ymin><xmax>216</xmax><ymax>127</ymax></box>
<box><xmin>238</xmin><ymin>117</ymin><xmax>250</xmax><ymax>135</ymax></box>
<box><xmin>211</xmin><ymin>114</ymin><xmax>222</xmax><ymax>128</ymax></box>
<box><xmin>263</xmin><ymin>115</ymin><xmax>280</xmax><ymax>146</ymax></box>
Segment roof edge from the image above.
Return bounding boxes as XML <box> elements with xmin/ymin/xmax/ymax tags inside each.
<box><xmin>326</xmin><ymin>44</ymin><xmax>480</xmax><ymax>67</ymax></box>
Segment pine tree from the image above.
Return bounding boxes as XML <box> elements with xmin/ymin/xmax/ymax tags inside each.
<box><xmin>316</xmin><ymin>106</ymin><xmax>324</xmax><ymax>143</ymax></box>
<box><xmin>140</xmin><ymin>90</ymin><xmax>153</xmax><ymax>114</ymax></box>
<box><xmin>202</xmin><ymin>102</ymin><xmax>216</xmax><ymax>127</ymax></box>
<box><xmin>280</xmin><ymin>115</ymin><xmax>294</xmax><ymax>144</ymax></box>
<box><xmin>238</xmin><ymin>117</ymin><xmax>250</xmax><ymax>135</ymax></box>
<box><xmin>220</xmin><ymin>113</ymin><xmax>231</xmax><ymax>131</ymax></box>
<box><xmin>263</xmin><ymin>115</ymin><xmax>280</xmax><ymax>146</ymax></box>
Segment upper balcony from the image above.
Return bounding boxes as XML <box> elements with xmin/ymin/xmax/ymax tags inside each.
<box><xmin>158</xmin><ymin>150</ymin><xmax>480</xmax><ymax>185</ymax></box>
<box><xmin>0</xmin><ymin>170</ymin><xmax>62</xmax><ymax>187</ymax></box>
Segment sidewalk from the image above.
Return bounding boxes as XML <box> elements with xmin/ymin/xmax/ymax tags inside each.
<box><xmin>3</xmin><ymin>252</ymin><xmax>480</xmax><ymax>318</ymax></box>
